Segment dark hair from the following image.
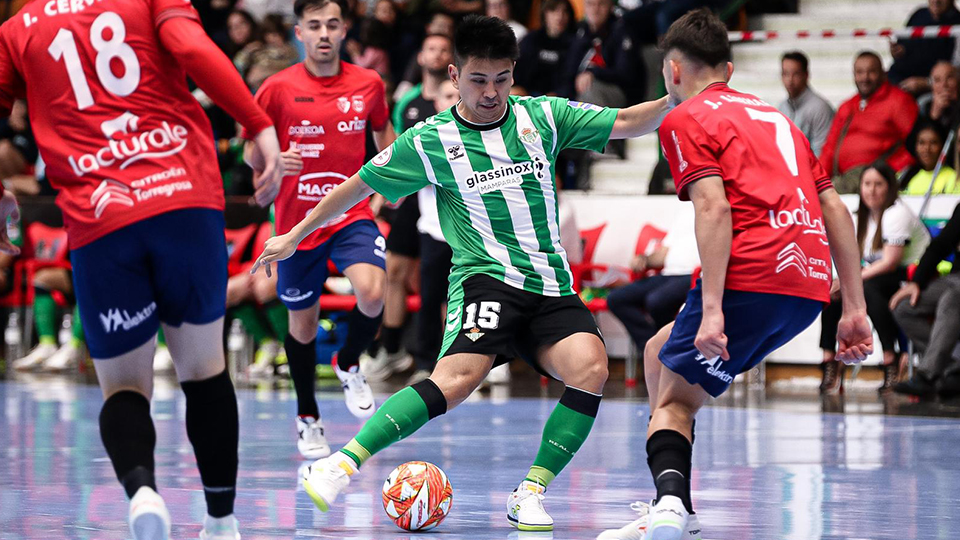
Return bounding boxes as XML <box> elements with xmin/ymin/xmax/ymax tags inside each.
<box><xmin>856</xmin><ymin>50</ymin><xmax>883</xmax><ymax>67</ymax></box>
<box><xmin>781</xmin><ymin>51</ymin><xmax>809</xmax><ymax>73</ymax></box>
<box><xmin>659</xmin><ymin>8</ymin><xmax>731</xmax><ymax>67</ymax></box>
<box><xmin>294</xmin><ymin>0</ymin><xmax>350</xmax><ymax>20</ymax></box>
<box><xmin>261</xmin><ymin>14</ymin><xmax>290</xmax><ymax>42</ymax></box>
<box><xmin>908</xmin><ymin>119</ymin><xmax>948</xmax><ymax>165</ymax></box>
<box><xmin>540</xmin><ymin>0</ymin><xmax>575</xmax><ymax>34</ymax></box>
<box><xmin>360</xmin><ymin>18</ymin><xmax>391</xmax><ymax>49</ymax></box>
<box><xmin>453</xmin><ymin>14</ymin><xmax>519</xmax><ymax>67</ymax></box>
<box><xmin>228</xmin><ymin>9</ymin><xmax>261</xmax><ymax>46</ymax></box>
<box><xmin>856</xmin><ymin>162</ymin><xmax>900</xmax><ymax>257</ymax></box>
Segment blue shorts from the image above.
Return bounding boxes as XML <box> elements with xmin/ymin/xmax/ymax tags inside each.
<box><xmin>71</xmin><ymin>208</ymin><xmax>227</xmax><ymax>359</ymax></box>
<box><xmin>659</xmin><ymin>281</ymin><xmax>823</xmax><ymax>397</ymax></box>
<box><xmin>276</xmin><ymin>220</ymin><xmax>386</xmax><ymax>310</ymax></box>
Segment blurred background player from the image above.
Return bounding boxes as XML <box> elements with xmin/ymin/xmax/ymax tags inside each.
<box><xmin>0</xmin><ymin>2</ymin><xmax>283</xmax><ymax>539</ymax></box>
<box><xmin>243</xmin><ymin>0</ymin><xmax>396</xmax><ymax>459</ymax></box>
<box><xmin>253</xmin><ymin>14</ymin><xmax>674</xmax><ymax>533</ymax></box>
<box><xmin>599</xmin><ymin>10</ymin><xmax>873</xmax><ymax>540</ymax></box>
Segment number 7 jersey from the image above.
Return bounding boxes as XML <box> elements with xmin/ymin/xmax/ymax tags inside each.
<box><xmin>0</xmin><ymin>0</ymin><xmax>224</xmax><ymax>248</ymax></box>
<box><xmin>659</xmin><ymin>82</ymin><xmax>833</xmax><ymax>303</ymax></box>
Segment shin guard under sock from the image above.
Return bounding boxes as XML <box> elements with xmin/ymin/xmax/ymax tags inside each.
<box><xmin>338</xmin><ymin>306</ymin><xmax>383</xmax><ymax>370</ymax></box>
<box><xmin>647</xmin><ymin>429</ymin><xmax>694</xmax><ymax>513</ymax></box>
<box><xmin>99</xmin><ymin>391</ymin><xmax>156</xmax><ymax>499</ymax></box>
<box><xmin>284</xmin><ymin>334</ymin><xmax>319</xmax><ymax>419</ymax></box>
<box><xmin>527</xmin><ymin>386</ymin><xmax>602</xmax><ymax>487</ymax></box>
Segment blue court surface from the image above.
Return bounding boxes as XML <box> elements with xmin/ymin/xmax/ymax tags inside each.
<box><xmin>2</xmin><ymin>376</ymin><xmax>959</xmax><ymax>540</ymax></box>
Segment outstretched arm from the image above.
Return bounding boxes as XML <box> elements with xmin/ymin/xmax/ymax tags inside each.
<box><xmin>609</xmin><ymin>97</ymin><xmax>673</xmax><ymax>140</ymax></box>
<box><xmin>251</xmin><ymin>175</ymin><xmax>375</xmax><ymax>275</ymax></box>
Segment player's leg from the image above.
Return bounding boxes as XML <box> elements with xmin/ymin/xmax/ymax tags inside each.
<box><xmin>14</xmin><ymin>267</ymin><xmax>71</xmax><ymax>370</ymax></box>
<box><xmin>410</xmin><ymin>234</ymin><xmax>453</xmax><ymax>384</ymax></box>
<box><xmin>644</xmin><ymin>322</ymin><xmax>674</xmax><ymax>410</ymax></box>
<box><xmin>42</xmin><ymin>269</ymin><xmax>86</xmax><ymax>372</ymax></box>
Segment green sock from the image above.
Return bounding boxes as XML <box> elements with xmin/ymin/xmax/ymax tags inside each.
<box><xmin>234</xmin><ymin>305</ymin><xmax>269</xmax><ymax>344</ymax></box>
<box><xmin>71</xmin><ymin>305</ymin><xmax>84</xmax><ymax>344</ymax></box>
<box><xmin>526</xmin><ymin>388</ymin><xmax>602</xmax><ymax>488</ymax></box>
<box><xmin>34</xmin><ymin>292</ymin><xmax>57</xmax><ymax>344</ymax></box>
<box><xmin>264</xmin><ymin>301</ymin><xmax>288</xmax><ymax>340</ymax></box>
<box><xmin>341</xmin><ymin>386</ymin><xmax>433</xmax><ymax>468</ymax></box>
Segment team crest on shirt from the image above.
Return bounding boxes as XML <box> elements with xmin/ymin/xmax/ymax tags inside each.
<box><xmin>336</xmin><ymin>97</ymin><xmax>351</xmax><ymax>114</ymax></box>
<box><xmin>372</xmin><ymin>146</ymin><xmax>392</xmax><ymax>167</ymax></box>
<box><xmin>352</xmin><ymin>95</ymin><xmax>365</xmax><ymax>112</ymax></box>
<box><xmin>519</xmin><ymin>127</ymin><xmax>540</xmax><ymax>144</ymax></box>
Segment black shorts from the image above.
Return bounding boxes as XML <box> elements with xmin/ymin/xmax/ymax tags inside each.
<box><xmin>439</xmin><ymin>274</ymin><xmax>603</xmax><ymax>377</ymax></box>
<box><xmin>385</xmin><ymin>196</ymin><xmax>420</xmax><ymax>258</ymax></box>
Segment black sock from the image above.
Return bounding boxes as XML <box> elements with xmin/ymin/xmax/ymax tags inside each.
<box><xmin>337</xmin><ymin>306</ymin><xmax>383</xmax><ymax>370</ymax></box>
<box><xmin>99</xmin><ymin>391</ymin><xmax>156</xmax><ymax>499</ymax></box>
<box><xmin>647</xmin><ymin>429</ymin><xmax>694</xmax><ymax>513</ymax></box>
<box><xmin>181</xmin><ymin>370</ymin><xmax>239</xmax><ymax>518</ymax></box>
<box><xmin>284</xmin><ymin>334</ymin><xmax>320</xmax><ymax>418</ymax></box>
<box><xmin>381</xmin><ymin>325</ymin><xmax>403</xmax><ymax>355</ymax></box>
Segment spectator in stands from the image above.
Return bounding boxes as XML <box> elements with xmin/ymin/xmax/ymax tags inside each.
<box><xmin>197</xmin><ymin>0</ymin><xmax>239</xmax><ymax>51</ymax></box>
<box><xmin>888</xmin><ymin>0</ymin><xmax>960</xmax><ymax>94</ymax></box>
<box><xmin>237</xmin><ymin>0</ymin><xmax>294</xmax><ymax>23</ymax></box>
<box><xmin>260</xmin><ymin>14</ymin><xmax>301</xmax><ymax>66</ymax></box>
<box><xmin>820</xmin><ymin>51</ymin><xmax>918</xmax><ymax>194</ymax></box>
<box><xmin>563</xmin><ymin>0</ymin><xmax>645</xmax><ymax>107</ymax></box>
<box><xmin>892</xmin><ymin>202</ymin><xmax>960</xmax><ymax>399</ymax></box>
<box><xmin>486</xmin><ymin>0</ymin><xmax>528</xmax><ymax>41</ymax></box>
<box><xmin>777</xmin><ymin>51</ymin><xmax>834</xmax><ymax>156</ymax></box>
<box><xmin>394</xmin><ymin>12</ymin><xmax>456</xmax><ymax>101</ymax></box>
<box><xmin>900</xmin><ymin>120</ymin><xmax>959</xmax><ymax>195</ymax></box>
<box><xmin>607</xmin><ymin>207</ymin><xmax>699</xmax><ymax>357</ymax></box>
<box><xmin>226</xmin><ymin>9</ymin><xmax>263</xmax><ymax>74</ymax></box>
<box><xmin>918</xmin><ymin>61</ymin><xmax>960</xmax><ymax>132</ymax></box>
<box><xmin>346</xmin><ymin>18</ymin><xmax>392</xmax><ymax>79</ymax></box>
<box><xmin>227</xmin><ymin>254</ymin><xmax>288</xmax><ymax>378</ymax></box>
<box><xmin>11</xmin><ymin>267</ymin><xmax>88</xmax><ymax>373</ymax></box>
<box><xmin>0</xmin><ymin>100</ymin><xmax>38</xmax><ymax>193</ymax></box>
<box><xmin>819</xmin><ymin>164</ymin><xmax>930</xmax><ymax>394</ymax></box>
<box><xmin>621</xmin><ymin>0</ymin><xmax>716</xmax><ymax>45</ymax></box>
<box><xmin>514</xmin><ymin>0</ymin><xmax>576</xmax><ymax>97</ymax></box>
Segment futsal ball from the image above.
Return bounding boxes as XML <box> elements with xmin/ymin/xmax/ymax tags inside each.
<box><xmin>382</xmin><ymin>461</ymin><xmax>453</xmax><ymax>531</ymax></box>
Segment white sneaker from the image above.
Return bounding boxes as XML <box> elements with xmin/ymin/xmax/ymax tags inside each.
<box><xmin>296</xmin><ymin>416</ymin><xmax>331</xmax><ymax>459</ymax></box>
<box><xmin>333</xmin><ymin>354</ymin><xmax>376</xmax><ymax>418</ymax></box>
<box><xmin>360</xmin><ymin>349</ymin><xmax>413</xmax><ymax>382</ymax></box>
<box><xmin>41</xmin><ymin>342</ymin><xmax>83</xmax><ymax>372</ymax></box>
<box><xmin>597</xmin><ymin>501</ymin><xmax>702</xmax><ymax>540</ymax></box>
<box><xmin>405</xmin><ymin>369</ymin><xmax>431</xmax><ymax>386</ymax></box>
<box><xmin>506</xmin><ymin>480</ymin><xmax>553</xmax><ymax>531</ymax></box>
<box><xmin>248</xmin><ymin>340</ymin><xmax>280</xmax><ymax>377</ymax></box>
<box><xmin>12</xmin><ymin>343</ymin><xmax>58</xmax><ymax>371</ymax></box>
<box><xmin>129</xmin><ymin>486</ymin><xmax>171</xmax><ymax>540</ymax></box>
<box><xmin>153</xmin><ymin>346</ymin><xmax>174</xmax><ymax>373</ymax></box>
<box><xmin>645</xmin><ymin>496</ymin><xmax>689</xmax><ymax>540</ymax></box>
<box><xmin>199</xmin><ymin>514</ymin><xmax>240</xmax><ymax>540</ymax></box>
<box><xmin>301</xmin><ymin>452</ymin><xmax>358</xmax><ymax>512</ymax></box>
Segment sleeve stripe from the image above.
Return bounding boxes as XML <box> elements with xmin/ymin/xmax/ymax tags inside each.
<box><xmin>815</xmin><ymin>176</ymin><xmax>833</xmax><ymax>193</ymax></box>
<box><xmin>677</xmin><ymin>167</ymin><xmax>723</xmax><ymax>189</ymax></box>
<box><xmin>155</xmin><ymin>8</ymin><xmax>200</xmax><ymax>27</ymax></box>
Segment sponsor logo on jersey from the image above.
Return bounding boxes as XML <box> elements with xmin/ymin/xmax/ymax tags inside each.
<box><xmin>133</xmin><ymin>181</ymin><xmax>194</xmax><ymax>202</ymax></box>
<box><xmin>337</xmin><ymin>117</ymin><xmax>367</xmax><ymax>133</ymax></box>
<box><xmin>776</xmin><ymin>242</ymin><xmax>830</xmax><ymax>281</ymax></box>
<box><xmin>696</xmin><ymin>353</ymin><xmax>734</xmax><ymax>383</ymax></box>
<box><xmin>90</xmin><ymin>179</ymin><xmax>135</xmax><ymax>219</ymax></box>
<box><xmin>295</xmin><ymin>96</ymin><xmax>315</xmax><ymax>102</ymax></box>
<box><xmin>337</xmin><ymin>97</ymin><xmax>351</xmax><ymax>114</ymax></box>
<box><xmin>405</xmin><ymin>107</ymin><xmax>420</xmax><ymax>120</ymax></box>
<box><xmin>768</xmin><ymin>188</ymin><xmax>826</xmax><ymax>237</ymax></box>
<box><xmin>69</xmin><ymin>112</ymin><xmax>189</xmax><ymax>177</ymax></box>
<box><xmin>372</xmin><ymin>146</ymin><xmax>392</xmax><ymax>167</ymax></box>
<box><xmin>447</xmin><ymin>144</ymin><xmax>464</xmax><ymax>160</ymax></box>
<box><xmin>465</xmin><ymin>327</ymin><xmax>485</xmax><ymax>342</ymax></box>
<box><xmin>671</xmin><ymin>131</ymin><xmax>689</xmax><ymax>173</ymax></box>
<box><xmin>281</xmin><ymin>288</ymin><xmax>314</xmax><ymax>303</ymax></box>
<box><xmin>131</xmin><ymin>167</ymin><xmax>186</xmax><ymax>188</ymax></box>
<box><xmin>467</xmin><ymin>162</ymin><xmax>533</xmax><ymax>194</ymax></box>
<box><xmin>519</xmin><ymin>128</ymin><xmax>540</xmax><ymax>144</ymax></box>
<box><xmin>567</xmin><ymin>101</ymin><xmax>603</xmax><ymax>112</ymax></box>
<box><xmin>352</xmin><ymin>95</ymin><xmax>365</xmax><ymax>113</ymax></box>
<box><xmin>296</xmin><ymin>143</ymin><xmax>325</xmax><ymax>158</ymax></box>
<box><xmin>99</xmin><ymin>302</ymin><xmax>157</xmax><ymax>334</ymax></box>
<box><xmin>297</xmin><ymin>182</ymin><xmax>337</xmax><ymax>197</ymax></box>
<box><xmin>289</xmin><ymin>120</ymin><xmax>325</xmax><ymax>136</ymax></box>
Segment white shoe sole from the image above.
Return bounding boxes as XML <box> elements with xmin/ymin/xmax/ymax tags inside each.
<box><xmin>648</xmin><ymin>523</ymin><xmax>684</xmax><ymax>540</ymax></box>
<box><xmin>299</xmin><ymin>445</ymin><xmax>332</xmax><ymax>460</ymax></box>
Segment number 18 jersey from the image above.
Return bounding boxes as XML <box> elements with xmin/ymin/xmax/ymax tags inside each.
<box><xmin>0</xmin><ymin>0</ymin><xmax>224</xmax><ymax>248</ymax></box>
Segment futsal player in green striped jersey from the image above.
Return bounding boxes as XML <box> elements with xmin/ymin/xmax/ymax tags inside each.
<box><xmin>252</xmin><ymin>14</ymin><xmax>672</xmax><ymax>532</ymax></box>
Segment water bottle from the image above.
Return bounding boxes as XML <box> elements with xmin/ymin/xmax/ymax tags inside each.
<box><xmin>5</xmin><ymin>311</ymin><xmax>22</xmax><ymax>370</ymax></box>
<box><xmin>59</xmin><ymin>313</ymin><xmax>73</xmax><ymax>346</ymax></box>
<box><xmin>227</xmin><ymin>318</ymin><xmax>246</xmax><ymax>381</ymax></box>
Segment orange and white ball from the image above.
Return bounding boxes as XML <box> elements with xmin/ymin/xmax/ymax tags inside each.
<box><xmin>381</xmin><ymin>461</ymin><xmax>454</xmax><ymax>531</ymax></box>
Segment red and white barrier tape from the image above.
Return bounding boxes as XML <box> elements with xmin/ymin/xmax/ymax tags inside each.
<box><xmin>729</xmin><ymin>25</ymin><xmax>960</xmax><ymax>43</ymax></box>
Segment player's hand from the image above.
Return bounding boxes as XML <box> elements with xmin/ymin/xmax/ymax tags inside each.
<box><xmin>889</xmin><ymin>282</ymin><xmax>921</xmax><ymax>310</ymax></box>
<box><xmin>836</xmin><ymin>310</ymin><xmax>873</xmax><ymax>364</ymax></box>
<box><xmin>695</xmin><ymin>310</ymin><xmax>730</xmax><ymax>361</ymax></box>
<box><xmin>575</xmin><ymin>71</ymin><xmax>594</xmax><ymax>95</ymax></box>
<box><xmin>889</xmin><ymin>40</ymin><xmax>906</xmax><ymax>59</ymax></box>
<box><xmin>250</xmin><ymin>233</ymin><xmax>298</xmax><ymax>277</ymax></box>
<box><xmin>252</xmin><ymin>126</ymin><xmax>283</xmax><ymax>207</ymax></box>
<box><xmin>0</xmin><ymin>191</ymin><xmax>21</xmax><ymax>255</ymax></box>
<box><xmin>629</xmin><ymin>254</ymin><xmax>648</xmax><ymax>274</ymax></box>
<box><xmin>281</xmin><ymin>141</ymin><xmax>304</xmax><ymax>177</ymax></box>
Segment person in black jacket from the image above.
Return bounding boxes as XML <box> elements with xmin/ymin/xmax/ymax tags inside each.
<box><xmin>514</xmin><ymin>0</ymin><xmax>576</xmax><ymax>96</ymax></box>
<box><xmin>891</xmin><ymin>202</ymin><xmax>960</xmax><ymax>398</ymax></box>
<box><xmin>888</xmin><ymin>0</ymin><xmax>960</xmax><ymax>93</ymax></box>
<box><xmin>562</xmin><ymin>0</ymin><xmax>645</xmax><ymax>106</ymax></box>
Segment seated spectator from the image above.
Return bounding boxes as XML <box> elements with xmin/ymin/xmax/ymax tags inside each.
<box><xmin>226</xmin><ymin>9</ymin><xmax>263</xmax><ymax>74</ymax></box>
<box><xmin>621</xmin><ymin>0</ymin><xmax>716</xmax><ymax>45</ymax></box>
<box><xmin>0</xmin><ymin>100</ymin><xmax>38</xmax><ymax>188</ymax></box>
<box><xmin>820</xmin><ymin>51</ymin><xmax>918</xmax><ymax>194</ymax></box>
<box><xmin>607</xmin><ymin>207</ymin><xmax>699</xmax><ymax>356</ymax></box>
<box><xmin>227</xmin><ymin>258</ymin><xmax>288</xmax><ymax>378</ymax></box>
<box><xmin>917</xmin><ymin>61</ymin><xmax>960</xmax><ymax>131</ymax></box>
<box><xmin>393</xmin><ymin>12</ymin><xmax>456</xmax><ymax>101</ymax></box>
<box><xmin>514</xmin><ymin>0</ymin><xmax>576</xmax><ymax>97</ymax></box>
<box><xmin>819</xmin><ymin>164</ymin><xmax>930</xmax><ymax>394</ymax></box>
<box><xmin>12</xmin><ymin>268</ymin><xmax>88</xmax><ymax>373</ymax></box>
<box><xmin>777</xmin><ymin>51</ymin><xmax>834</xmax><ymax>156</ymax></box>
<box><xmin>888</xmin><ymin>0</ymin><xmax>960</xmax><ymax>94</ymax></box>
<box><xmin>900</xmin><ymin>121</ymin><xmax>959</xmax><ymax>195</ymax></box>
<box><xmin>563</xmin><ymin>0</ymin><xmax>645</xmax><ymax>107</ymax></box>
<box><xmin>485</xmin><ymin>0</ymin><xmax>528</xmax><ymax>41</ymax></box>
<box><xmin>892</xmin><ymin>201</ymin><xmax>960</xmax><ymax>399</ymax></box>
<box><xmin>260</xmin><ymin>14</ymin><xmax>301</xmax><ymax>66</ymax></box>
<box><xmin>346</xmin><ymin>18</ymin><xmax>392</xmax><ymax>79</ymax></box>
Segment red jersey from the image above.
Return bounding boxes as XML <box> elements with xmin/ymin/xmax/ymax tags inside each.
<box><xmin>246</xmin><ymin>62</ymin><xmax>388</xmax><ymax>250</ymax></box>
<box><xmin>0</xmin><ymin>0</ymin><xmax>229</xmax><ymax>248</ymax></box>
<box><xmin>659</xmin><ymin>82</ymin><xmax>832</xmax><ymax>303</ymax></box>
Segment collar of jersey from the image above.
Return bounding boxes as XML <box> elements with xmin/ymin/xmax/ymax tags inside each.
<box><xmin>452</xmin><ymin>100</ymin><xmax>511</xmax><ymax>131</ymax></box>
<box><xmin>699</xmin><ymin>81</ymin><xmax>728</xmax><ymax>95</ymax></box>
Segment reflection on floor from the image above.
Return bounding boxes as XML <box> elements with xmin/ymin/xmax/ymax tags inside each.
<box><xmin>2</xmin><ymin>374</ymin><xmax>959</xmax><ymax>540</ymax></box>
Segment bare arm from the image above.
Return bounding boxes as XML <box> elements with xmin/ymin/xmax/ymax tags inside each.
<box><xmin>688</xmin><ymin>176</ymin><xmax>732</xmax><ymax>360</ymax></box>
<box><xmin>368</xmin><ymin>124</ymin><xmax>398</xmax><ymax>216</ymax></box>
<box><xmin>609</xmin><ymin>97</ymin><xmax>673</xmax><ymax>140</ymax></box>
<box><xmin>860</xmin><ymin>244</ymin><xmax>904</xmax><ymax>281</ymax></box>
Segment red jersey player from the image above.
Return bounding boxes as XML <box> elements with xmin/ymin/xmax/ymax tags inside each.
<box><xmin>599</xmin><ymin>10</ymin><xmax>874</xmax><ymax>540</ymax></box>
<box><xmin>242</xmin><ymin>0</ymin><xmax>395</xmax><ymax>458</ymax></box>
<box><xmin>0</xmin><ymin>1</ymin><xmax>283</xmax><ymax>538</ymax></box>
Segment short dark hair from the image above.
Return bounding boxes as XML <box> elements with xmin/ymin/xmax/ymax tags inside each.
<box><xmin>453</xmin><ymin>15</ymin><xmax>519</xmax><ymax>67</ymax></box>
<box><xmin>294</xmin><ymin>0</ymin><xmax>350</xmax><ymax>20</ymax></box>
<box><xmin>659</xmin><ymin>8</ymin><xmax>731</xmax><ymax>67</ymax></box>
<box><xmin>856</xmin><ymin>50</ymin><xmax>883</xmax><ymax>67</ymax></box>
<box><xmin>781</xmin><ymin>51</ymin><xmax>809</xmax><ymax>73</ymax></box>
<box><xmin>540</xmin><ymin>0</ymin><xmax>574</xmax><ymax>32</ymax></box>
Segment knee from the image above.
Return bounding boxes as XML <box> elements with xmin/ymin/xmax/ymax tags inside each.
<box><xmin>431</xmin><ymin>365</ymin><xmax>487</xmax><ymax>409</ymax></box>
<box><xmin>354</xmin><ymin>276</ymin><xmax>385</xmax><ymax>315</ymax></box>
<box><xmin>385</xmin><ymin>258</ymin><xmax>408</xmax><ymax>285</ymax></box>
<box><xmin>644</xmin><ymin>334</ymin><xmax>662</xmax><ymax>366</ymax></box>
<box><xmin>288</xmin><ymin>310</ymin><xmax>318</xmax><ymax>342</ymax></box>
<box><xmin>563</xmin><ymin>351</ymin><xmax>609</xmax><ymax>393</ymax></box>
<box><xmin>253</xmin><ymin>276</ymin><xmax>277</xmax><ymax>305</ymax></box>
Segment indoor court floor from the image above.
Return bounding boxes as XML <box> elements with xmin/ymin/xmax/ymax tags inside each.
<box><xmin>1</xmin><ymin>375</ymin><xmax>958</xmax><ymax>540</ymax></box>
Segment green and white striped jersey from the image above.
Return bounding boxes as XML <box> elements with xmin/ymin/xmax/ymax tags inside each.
<box><xmin>359</xmin><ymin>95</ymin><xmax>618</xmax><ymax>297</ymax></box>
